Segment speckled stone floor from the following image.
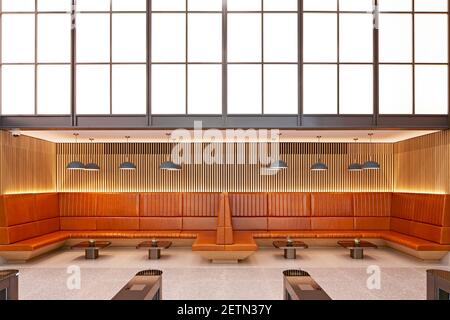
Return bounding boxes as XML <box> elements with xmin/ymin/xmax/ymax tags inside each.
<box><xmin>1</xmin><ymin>247</ymin><xmax>449</xmax><ymax>300</ymax></box>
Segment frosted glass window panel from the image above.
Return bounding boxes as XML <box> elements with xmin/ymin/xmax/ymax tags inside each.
<box><xmin>303</xmin><ymin>65</ymin><xmax>337</xmax><ymax>114</ymax></box>
<box><xmin>415</xmin><ymin>66</ymin><xmax>448</xmax><ymax>115</ymax></box>
<box><xmin>188</xmin><ymin>14</ymin><xmax>222</xmax><ymax>62</ymax></box>
<box><xmin>1</xmin><ymin>0</ymin><xmax>35</xmax><ymax>11</ymax></box>
<box><xmin>112</xmin><ymin>65</ymin><xmax>147</xmax><ymax>114</ymax></box>
<box><xmin>415</xmin><ymin>0</ymin><xmax>448</xmax><ymax>12</ymax></box>
<box><xmin>227</xmin><ymin>0</ymin><xmax>261</xmax><ymax>11</ymax></box>
<box><xmin>264</xmin><ymin>65</ymin><xmax>298</xmax><ymax>114</ymax></box>
<box><xmin>76</xmin><ymin>0</ymin><xmax>111</xmax><ymax>11</ymax></box>
<box><xmin>415</xmin><ymin>15</ymin><xmax>448</xmax><ymax>63</ymax></box>
<box><xmin>76</xmin><ymin>65</ymin><xmax>110</xmax><ymax>114</ymax></box>
<box><xmin>38</xmin><ymin>0</ymin><xmax>72</xmax><ymax>11</ymax></box>
<box><xmin>188</xmin><ymin>0</ymin><xmax>222</xmax><ymax>11</ymax></box>
<box><xmin>264</xmin><ymin>14</ymin><xmax>297</xmax><ymax>63</ymax></box>
<box><xmin>38</xmin><ymin>14</ymin><xmax>71</xmax><ymax>63</ymax></box>
<box><xmin>112</xmin><ymin>14</ymin><xmax>147</xmax><ymax>62</ymax></box>
<box><xmin>303</xmin><ymin>14</ymin><xmax>337</xmax><ymax>63</ymax></box>
<box><xmin>228</xmin><ymin>14</ymin><xmax>261</xmax><ymax>62</ymax></box>
<box><xmin>339</xmin><ymin>0</ymin><xmax>373</xmax><ymax>11</ymax></box>
<box><xmin>339</xmin><ymin>14</ymin><xmax>373</xmax><ymax>62</ymax></box>
<box><xmin>152</xmin><ymin>14</ymin><xmax>186</xmax><ymax>62</ymax></box>
<box><xmin>339</xmin><ymin>65</ymin><xmax>373</xmax><ymax>114</ymax></box>
<box><xmin>227</xmin><ymin>65</ymin><xmax>262</xmax><ymax>114</ymax></box>
<box><xmin>188</xmin><ymin>65</ymin><xmax>222</xmax><ymax>114</ymax></box>
<box><xmin>76</xmin><ymin>14</ymin><xmax>110</xmax><ymax>62</ymax></box>
<box><xmin>379</xmin><ymin>65</ymin><xmax>413</xmax><ymax>114</ymax></box>
<box><xmin>379</xmin><ymin>14</ymin><xmax>412</xmax><ymax>62</ymax></box>
<box><xmin>303</xmin><ymin>0</ymin><xmax>337</xmax><ymax>11</ymax></box>
<box><xmin>378</xmin><ymin>0</ymin><xmax>412</xmax><ymax>11</ymax></box>
<box><xmin>37</xmin><ymin>65</ymin><xmax>71</xmax><ymax>115</ymax></box>
<box><xmin>1</xmin><ymin>15</ymin><xmax>35</xmax><ymax>63</ymax></box>
<box><xmin>1</xmin><ymin>66</ymin><xmax>35</xmax><ymax>115</ymax></box>
<box><xmin>263</xmin><ymin>0</ymin><xmax>297</xmax><ymax>11</ymax></box>
<box><xmin>152</xmin><ymin>0</ymin><xmax>185</xmax><ymax>11</ymax></box>
<box><xmin>112</xmin><ymin>0</ymin><xmax>147</xmax><ymax>11</ymax></box>
<box><xmin>152</xmin><ymin>65</ymin><xmax>186</xmax><ymax>114</ymax></box>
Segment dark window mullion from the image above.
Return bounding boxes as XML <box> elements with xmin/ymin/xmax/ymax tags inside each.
<box><xmin>34</xmin><ymin>0</ymin><xmax>38</xmax><ymax>115</ymax></box>
<box><xmin>298</xmin><ymin>0</ymin><xmax>303</xmax><ymax>125</ymax></box>
<box><xmin>337</xmin><ymin>0</ymin><xmax>340</xmax><ymax>115</ymax></box>
<box><xmin>261</xmin><ymin>0</ymin><xmax>264</xmax><ymax>115</ymax></box>
<box><xmin>412</xmin><ymin>0</ymin><xmax>416</xmax><ymax>115</ymax></box>
<box><xmin>185</xmin><ymin>0</ymin><xmax>188</xmax><ymax>115</ymax></box>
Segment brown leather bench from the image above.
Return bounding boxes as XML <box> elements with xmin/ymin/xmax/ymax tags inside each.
<box><xmin>1</xmin><ymin>191</ymin><xmax>449</xmax><ymax>262</ymax></box>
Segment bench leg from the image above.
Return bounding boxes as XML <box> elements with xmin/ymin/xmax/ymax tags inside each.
<box><xmin>85</xmin><ymin>248</ymin><xmax>99</xmax><ymax>260</ymax></box>
<box><xmin>149</xmin><ymin>249</ymin><xmax>161</xmax><ymax>260</ymax></box>
<box><xmin>284</xmin><ymin>248</ymin><xmax>297</xmax><ymax>259</ymax></box>
<box><xmin>350</xmin><ymin>248</ymin><xmax>364</xmax><ymax>259</ymax></box>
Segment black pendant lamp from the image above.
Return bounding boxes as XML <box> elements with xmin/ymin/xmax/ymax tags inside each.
<box><xmin>348</xmin><ymin>138</ymin><xmax>363</xmax><ymax>172</ymax></box>
<box><xmin>85</xmin><ymin>138</ymin><xmax>100</xmax><ymax>171</ymax></box>
<box><xmin>160</xmin><ymin>133</ymin><xmax>182</xmax><ymax>171</ymax></box>
<box><xmin>268</xmin><ymin>133</ymin><xmax>288</xmax><ymax>170</ymax></box>
<box><xmin>362</xmin><ymin>133</ymin><xmax>380</xmax><ymax>170</ymax></box>
<box><xmin>119</xmin><ymin>136</ymin><xmax>136</xmax><ymax>170</ymax></box>
<box><xmin>67</xmin><ymin>133</ymin><xmax>85</xmax><ymax>170</ymax></box>
<box><xmin>311</xmin><ymin>136</ymin><xmax>328</xmax><ymax>171</ymax></box>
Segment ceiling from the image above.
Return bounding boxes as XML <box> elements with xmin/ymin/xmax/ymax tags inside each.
<box><xmin>19</xmin><ymin>129</ymin><xmax>440</xmax><ymax>143</ymax></box>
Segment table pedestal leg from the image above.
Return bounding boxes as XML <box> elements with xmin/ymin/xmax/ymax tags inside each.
<box><xmin>350</xmin><ymin>248</ymin><xmax>364</xmax><ymax>259</ymax></box>
<box><xmin>149</xmin><ymin>249</ymin><xmax>161</xmax><ymax>260</ymax></box>
<box><xmin>85</xmin><ymin>248</ymin><xmax>99</xmax><ymax>260</ymax></box>
<box><xmin>284</xmin><ymin>248</ymin><xmax>297</xmax><ymax>259</ymax></box>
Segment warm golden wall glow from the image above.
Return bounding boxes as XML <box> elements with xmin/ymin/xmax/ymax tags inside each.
<box><xmin>0</xmin><ymin>131</ymin><xmax>57</xmax><ymax>194</ymax></box>
<box><xmin>57</xmin><ymin>142</ymin><xmax>394</xmax><ymax>192</ymax></box>
<box><xmin>394</xmin><ymin>130</ymin><xmax>450</xmax><ymax>194</ymax></box>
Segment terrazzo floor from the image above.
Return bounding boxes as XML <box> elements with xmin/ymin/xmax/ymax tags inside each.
<box><xmin>1</xmin><ymin>247</ymin><xmax>449</xmax><ymax>300</ymax></box>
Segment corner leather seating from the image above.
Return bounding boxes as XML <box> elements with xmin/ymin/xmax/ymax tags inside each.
<box><xmin>0</xmin><ymin>191</ymin><xmax>449</xmax><ymax>262</ymax></box>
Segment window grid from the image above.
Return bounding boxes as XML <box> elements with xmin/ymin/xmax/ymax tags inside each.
<box><xmin>378</xmin><ymin>1</ymin><xmax>449</xmax><ymax>115</ymax></box>
<box><xmin>0</xmin><ymin>1</ymin><xmax>73</xmax><ymax>115</ymax></box>
<box><xmin>74</xmin><ymin>1</ymin><xmax>147</xmax><ymax>115</ymax></box>
<box><xmin>0</xmin><ymin>0</ymin><xmax>449</xmax><ymax>117</ymax></box>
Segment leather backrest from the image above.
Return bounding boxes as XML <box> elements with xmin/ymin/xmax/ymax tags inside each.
<box><xmin>391</xmin><ymin>193</ymin><xmax>415</xmax><ymax>220</ymax></box>
<box><xmin>412</xmin><ymin>194</ymin><xmax>447</xmax><ymax>226</ymax></box>
<box><xmin>268</xmin><ymin>193</ymin><xmax>310</xmax><ymax>217</ymax></box>
<box><xmin>97</xmin><ymin>193</ymin><xmax>139</xmax><ymax>217</ymax></box>
<box><xmin>0</xmin><ymin>194</ymin><xmax>36</xmax><ymax>226</ymax></box>
<box><xmin>139</xmin><ymin>193</ymin><xmax>183</xmax><ymax>217</ymax></box>
<box><xmin>229</xmin><ymin>193</ymin><xmax>268</xmax><ymax>230</ymax></box>
<box><xmin>183</xmin><ymin>193</ymin><xmax>220</xmax><ymax>217</ymax></box>
<box><xmin>182</xmin><ymin>193</ymin><xmax>220</xmax><ymax>231</ymax></box>
<box><xmin>0</xmin><ymin>193</ymin><xmax>60</xmax><ymax>244</ymax></box>
<box><xmin>59</xmin><ymin>193</ymin><xmax>97</xmax><ymax>217</ymax></box>
<box><xmin>353</xmin><ymin>193</ymin><xmax>391</xmax><ymax>217</ymax></box>
<box><xmin>311</xmin><ymin>193</ymin><xmax>353</xmax><ymax>217</ymax></box>
<box><xmin>229</xmin><ymin>193</ymin><xmax>268</xmax><ymax>217</ymax></box>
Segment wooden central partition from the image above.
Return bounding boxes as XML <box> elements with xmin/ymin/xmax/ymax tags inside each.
<box><xmin>56</xmin><ymin>142</ymin><xmax>394</xmax><ymax>193</ymax></box>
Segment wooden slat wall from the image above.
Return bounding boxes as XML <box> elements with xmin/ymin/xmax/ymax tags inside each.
<box><xmin>0</xmin><ymin>131</ymin><xmax>57</xmax><ymax>194</ymax></box>
<box><xmin>394</xmin><ymin>130</ymin><xmax>450</xmax><ymax>194</ymax></box>
<box><xmin>57</xmin><ymin>142</ymin><xmax>394</xmax><ymax>192</ymax></box>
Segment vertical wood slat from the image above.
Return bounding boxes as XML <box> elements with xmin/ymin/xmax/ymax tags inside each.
<box><xmin>56</xmin><ymin>141</ymin><xmax>394</xmax><ymax>193</ymax></box>
<box><xmin>0</xmin><ymin>131</ymin><xmax>56</xmax><ymax>194</ymax></box>
<box><xmin>394</xmin><ymin>130</ymin><xmax>450</xmax><ymax>194</ymax></box>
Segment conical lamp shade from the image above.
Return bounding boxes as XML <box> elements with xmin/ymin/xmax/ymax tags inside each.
<box><xmin>85</xmin><ymin>162</ymin><xmax>100</xmax><ymax>171</ymax></box>
<box><xmin>120</xmin><ymin>161</ymin><xmax>137</xmax><ymax>170</ymax></box>
<box><xmin>362</xmin><ymin>160</ymin><xmax>380</xmax><ymax>170</ymax></box>
<box><xmin>311</xmin><ymin>161</ymin><xmax>328</xmax><ymax>171</ymax></box>
<box><xmin>67</xmin><ymin>161</ymin><xmax>85</xmax><ymax>170</ymax></box>
<box><xmin>348</xmin><ymin>162</ymin><xmax>363</xmax><ymax>172</ymax></box>
<box><xmin>160</xmin><ymin>161</ymin><xmax>182</xmax><ymax>171</ymax></box>
<box><xmin>268</xmin><ymin>160</ymin><xmax>288</xmax><ymax>170</ymax></box>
